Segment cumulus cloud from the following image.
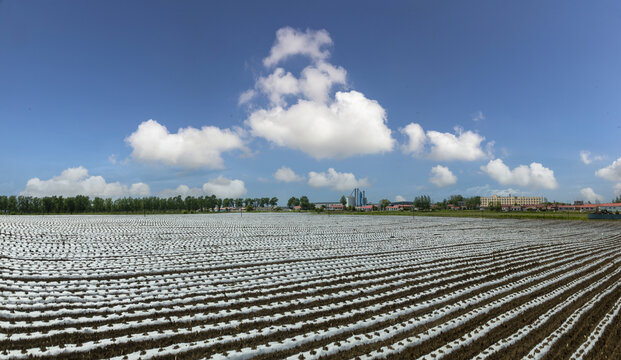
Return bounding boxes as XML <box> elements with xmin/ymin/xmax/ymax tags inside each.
<box><xmin>394</xmin><ymin>195</ymin><xmax>406</xmax><ymax>202</ymax></box>
<box><xmin>273</xmin><ymin>166</ymin><xmax>303</xmax><ymax>183</ymax></box>
<box><xmin>580</xmin><ymin>150</ymin><xmax>603</xmax><ymax>165</ymax></box>
<box><xmin>481</xmin><ymin>159</ymin><xmax>558</xmax><ymax>190</ymax></box>
<box><xmin>126</xmin><ymin>119</ymin><xmax>246</xmax><ymax>169</ymax></box>
<box><xmin>244</xmin><ymin>27</ymin><xmax>395</xmax><ymax>159</ymax></box>
<box><xmin>248</xmin><ymin>91</ymin><xmax>394</xmax><ymax>159</ymax></box>
<box><xmin>595</xmin><ymin>156</ymin><xmax>621</xmax><ymax>181</ymax></box>
<box><xmin>307</xmin><ymin>168</ymin><xmax>369</xmax><ymax>191</ymax></box>
<box><xmin>614</xmin><ymin>183</ymin><xmax>621</xmax><ymax>196</ymax></box>
<box><xmin>429</xmin><ymin>165</ymin><xmax>458</xmax><ymax>187</ymax></box>
<box><xmin>580</xmin><ymin>187</ymin><xmax>603</xmax><ymax>203</ymax></box>
<box><xmin>202</xmin><ymin>176</ymin><xmax>247</xmax><ymax>198</ymax></box>
<box><xmin>400</xmin><ymin>123</ymin><xmax>488</xmax><ymax>161</ymax></box>
<box><xmin>159</xmin><ymin>185</ymin><xmax>203</xmax><ymax>198</ymax></box>
<box><xmin>21</xmin><ymin>166</ymin><xmax>150</xmax><ymax>198</ymax></box>
<box><xmin>427</xmin><ymin>127</ymin><xmax>487</xmax><ymax>161</ymax></box>
<box><xmin>263</xmin><ymin>27</ymin><xmax>332</xmax><ymax>67</ymax></box>
<box><xmin>400</xmin><ymin>123</ymin><xmax>426</xmax><ymax>156</ymax></box>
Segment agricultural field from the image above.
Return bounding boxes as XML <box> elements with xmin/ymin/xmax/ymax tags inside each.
<box><xmin>1</xmin><ymin>213</ymin><xmax>620</xmax><ymax>360</ymax></box>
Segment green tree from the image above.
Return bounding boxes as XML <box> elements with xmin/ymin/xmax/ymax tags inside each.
<box><xmin>75</xmin><ymin>195</ymin><xmax>90</xmax><ymax>213</ymax></box>
<box><xmin>269</xmin><ymin>197</ymin><xmax>278</xmax><ymax>207</ymax></box>
<box><xmin>414</xmin><ymin>195</ymin><xmax>431</xmax><ymax>210</ymax></box>
<box><xmin>287</xmin><ymin>196</ymin><xmax>300</xmax><ymax>209</ymax></box>
<box><xmin>447</xmin><ymin>195</ymin><xmax>464</xmax><ymax>206</ymax></box>
<box><xmin>0</xmin><ymin>196</ymin><xmax>8</xmax><ymax>213</ymax></box>
<box><xmin>64</xmin><ymin>197</ymin><xmax>76</xmax><ymax>214</ymax></box>
<box><xmin>7</xmin><ymin>196</ymin><xmax>17</xmax><ymax>213</ymax></box>
<box><xmin>488</xmin><ymin>201</ymin><xmax>502</xmax><ymax>212</ymax></box>
<box><xmin>235</xmin><ymin>198</ymin><xmax>243</xmax><ymax>208</ymax></box>
<box><xmin>340</xmin><ymin>195</ymin><xmax>347</xmax><ymax>207</ymax></box>
<box><xmin>380</xmin><ymin>199</ymin><xmax>390</xmax><ymax>210</ymax></box>
<box><xmin>466</xmin><ymin>196</ymin><xmax>481</xmax><ymax>209</ymax></box>
<box><xmin>300</xmin><ymin>196</ymin><xmax>311</xmax><ymax>210</ymax></box>
<box><xmin>614</xmin><ymin>195</ymin><xmax>621</xmax><ymax>203</ymax></box>
<box><xmin>93</xmin><ymin>197</ymin><xmax>105</xmax><ymax>212</ymax></box>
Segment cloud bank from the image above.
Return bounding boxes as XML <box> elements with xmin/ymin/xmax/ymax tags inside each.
<box><xmin>481</xmin><ymin>159</ymin><xmax>558</xmax><ymax>189</ymax></box>
<box><xmin>307</xmin><ymin>168</ymin><xmax>369</xmax><ymax>191</ymax></box>
<box><xmin>126</xmin><ymin>119</ymin><xmax>246</xmax><ymax>169</ymax></box>
<box><xmin>22</xmin><ymin>167</ymin><xmax>150</xmax><ymax>198</ymax></box>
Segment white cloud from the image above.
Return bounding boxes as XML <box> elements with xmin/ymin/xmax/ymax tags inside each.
<box><xmin>238</xmin><ymin>89</ymin><xmax>256</xmax><ymax>105</ymax></box>
<box><xmin>108</xmin><ymin>154</ymin><xmax>117</xmax><ymax>164</ymax></box>
<box><xmin>298</xmin><ymin>61</ymin><xmax>347</xmax><ymax>104</ymax></box>
<box><xmin>21</xmin><ymin>166</ymin><xmax>150</xmax><ymax>198</ymax></box>
<box><xmin>427</xmin><ymin>127</ymin><xmax>487</xmax><ymax>161</ymax></box>
<box><xmin>159</xmin><ymin>185</ymin><xmax>204</xmax><ymax>198</ymax></box>
<box><xmin>472</xmin><ymin>111</ymin><xmax>485</xmax><ymax>122</ymax></box>
<box><xmin>481</xmin><ymin>159</ymin><xmax>558</xmax><ymax>190</ymax></box>
<box><xmin>307</xmin><ymin>168</ymin><xmax>369</xmax><ymax>191</ymax></box>
<box><xmin>580</xmin><ymin>150</ymin><xmax>603</xmax><ymax>165</ymax></box>
<box><xmin>247</xmin><ymin>91</ymin><xmax>394</xmax><ymax>159</ymax></box>
<box><xmin>400</xmin><ymin>123</ymin><xmax>426</xmax><ymax>156</ymax></box>
<box><xmin>400</xmin><ymin>123</ymin><xmax>488</xmax><ymax>161</ymax></box>
<box><xmin>245</xmin><ymin>27</ymin><xmax>395</xmax><ymax>159</ymax></box>
<box><xmin>273</xmin><ymin>166</ymin><xmax>303</xmax><ymax>183</ymax></box>
<box><xmin>129</xmin><ymin>182</ymin><xmax>151</xmax><ymax>197</ymax></box>
<box><xmin>257</xmin><ymin>68</ymin><xmax>300</xmax><ymax>106</ymax></box>
<box><xmin>394</xmin><ymin>195</ymin><xmax>406</xmax><ymax>202</ymax></box>
<box><xmin>263</xmin><ymin>27</ymin><xmax>332</xmax><ymax>67</ymax></box>
<box><xmin>465</xmin><ymin>185</ymin><xmax>523</xmax><ymax>197</ymax></box>
<box><xmin>429</xmin><ymin>165</ymin><xmax>458</xmax><ymax>187</ymax></box>
<box><xmin>126</xmin><ymin>119</ymin><xmax>246</xmax><ymax>169</ymax></box>
<box><xmin>202</xmin><ymin>176</ymin><xmax>247</xmax><ymax>198</ymax></box>
<box><xmin>580</xmin><ymin>187</ymin><xmax>603</xmax><ymax>203</ymax></box>
<box><xmin>614</xmin><ymin>183</ymin><xmax>621</xmax><ymax>196</ymax></box>
<box><xmin>595</xmin><ymin>156</ymin><xmax>621</xmax><ymax>181</ymax></box>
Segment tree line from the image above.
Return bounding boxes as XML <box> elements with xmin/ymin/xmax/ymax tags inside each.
<box><xmin>0</xmin><ymin>195</ymin><xmax>280</xmax><ymax>214</ymax></box>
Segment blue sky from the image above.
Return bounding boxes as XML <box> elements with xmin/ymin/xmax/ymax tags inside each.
<box><xmin>2</xmin><ymin>0</ymin><xmax>621</xmax><ymax>204</ymax></box>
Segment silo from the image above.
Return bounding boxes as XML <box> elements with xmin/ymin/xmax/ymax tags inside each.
<box><xmin>346</xmin><ymin>195</ymin><xmax>355</xmax><ymax>207</ymax></box>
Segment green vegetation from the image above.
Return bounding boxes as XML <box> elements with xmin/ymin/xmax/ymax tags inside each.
<box><xmin>0</xmin><ymin>195</ymin><xmax>279</xmax><ymax>215</ymax></box>
<box><xmin>414</xmin><ymin>195</ymin><xmax>431</xmax><ymax>210</ymax></box>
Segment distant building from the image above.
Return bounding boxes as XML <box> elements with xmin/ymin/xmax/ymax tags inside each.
<box><xmin>386</xmin><ymin>204</ymin><xmax>413</xmax><ymax>211</ymax></box>
<box><xmin>314</xmin><ymin>201</ymin><xmax>341</xmax><ymax>209</ymax></box>
<box><xmin>480</xmin><ymin>195</ymin><xmax>543</xmax><ymax>208</ymax></box>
